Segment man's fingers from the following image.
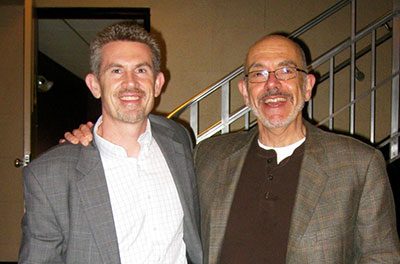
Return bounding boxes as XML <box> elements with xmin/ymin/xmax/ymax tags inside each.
<box><xmin>61</xmin><ymin>121</ymin><xmax>94</xmax><ymax>146</ymax></box>
<box><xmin>79</xmin><ymin>123</ymin><xmax>93</xmax><ymax>141</ymax></box>
<box><xmin>64</xmin><ymin>132</ymin><xmax>80</xmax><ymax>145</ymax></box>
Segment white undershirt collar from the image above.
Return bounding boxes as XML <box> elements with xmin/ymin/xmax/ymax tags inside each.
<box><xmin>258</xmin><ymin>137</ymin><xmax>306</xmax><ymax>164</ymax></box>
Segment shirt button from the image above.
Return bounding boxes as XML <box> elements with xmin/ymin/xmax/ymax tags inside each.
<box><xmin>267</xmin><ymin>175</ymin><xmax>273</xmax><ymax>180</ymax></box>
<box><xmin>265</xmin><ymin>192</ymin><xmax>270</xmax><ymax>200</ymax></box>
<box><xmin>267</xmin><ymin>158</ymin><xmax>274</xmax><ymax>164</ymax></box>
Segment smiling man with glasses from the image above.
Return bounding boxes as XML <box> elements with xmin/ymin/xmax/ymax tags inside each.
<box><xmin>195</xmin><ymin>34</ymin><xmax>400</xmax><ymax>263</ymax></box>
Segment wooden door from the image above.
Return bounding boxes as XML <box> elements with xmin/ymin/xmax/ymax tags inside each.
<box><xmin>0</xmin><ymin>0</ymin><xmax>33</xmax><ymax>260</ymax></box>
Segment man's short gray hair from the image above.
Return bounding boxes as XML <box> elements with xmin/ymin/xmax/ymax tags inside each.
<box><xmin>90</xmin><ymin>21</ymin><xmax>161</xmax><ymax>76</ymax></box>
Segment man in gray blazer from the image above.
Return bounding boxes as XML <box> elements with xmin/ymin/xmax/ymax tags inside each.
<box><xmin>195</xmin><ymin>34</ymin><xmax>400</xmax><ymax>263</ymax></box>
<box><xmin>19</xmin><ymin>22</ymin><xmax>202</xmax><ymax>264</ymax></box>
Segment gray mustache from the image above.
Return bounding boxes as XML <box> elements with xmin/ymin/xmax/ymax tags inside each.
<box><xmin>258</xmin><ymin>89</ymin><xmax>293</xmax><ymax>101</ymax></box>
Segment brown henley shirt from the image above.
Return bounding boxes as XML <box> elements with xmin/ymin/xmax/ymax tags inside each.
<box><xmin>219</xmin><ymin>137</ymin><xmax>305</xmax><ymax>263</ymax></box>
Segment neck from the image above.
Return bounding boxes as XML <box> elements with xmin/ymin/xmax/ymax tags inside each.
<box><xmin>97</xmin><ymin>117</ymin><xmax>148</xmax><ymax>157</ymax></box>
<box><xmin>258</xmin><ymin>117</ymin><xmax>306</xmax><ymax>147</ymax></box>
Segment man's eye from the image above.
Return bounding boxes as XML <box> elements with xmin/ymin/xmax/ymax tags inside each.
<box><xmin>137</xmin><ymin>68</ymin><xmax>147</xmax><ymax>74</ymax></box>
<box><xmin>255</xmin><ymin>72</ymin><xmax>264</xmax><ymax>77</ymax></box>
<box><xmin>251</xmin><ymin>71</ymin><xmax>264</xmax><ymax>78</ymax></box>
<box><xmin>111</xmin><ymin>68</ymin><xmax>122</xmax><ymax>74</ymax></box>
<box><xmin>280</xmin><ymin>67</ymin><xmax>294</xmax><ymax>74</ymax></box>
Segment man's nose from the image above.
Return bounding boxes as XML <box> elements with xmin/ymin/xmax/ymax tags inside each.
<box><xmin>263</xmin><ymin>72</ymin><xmax>280</xmax><ymax>90</ymax></box>
<box><xmin>123</xmin><ymin>72</ymin><xmax>138</xmax><ymax>88</ymax></box>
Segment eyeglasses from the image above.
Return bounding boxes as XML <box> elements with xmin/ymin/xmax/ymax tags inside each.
<box><xmin>245</xmin><ymin>66</ymin><xmax>307</xmax><ymax>83</ymax></box>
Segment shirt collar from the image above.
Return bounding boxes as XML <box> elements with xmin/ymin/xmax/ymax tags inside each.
<box><xmin>94</xmin><ymin>116</ymin><xmax>154</xmax><ymax>159</ymax></box>
<box><xmin>258</xmin><ymin>137</ymin><xmax>306</xmax><ymax>164</ymax></box>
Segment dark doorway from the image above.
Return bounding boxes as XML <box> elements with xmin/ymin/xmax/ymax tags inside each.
<box><xmin>35</xmin><ymin>51</ymin><xmax>98</xmax><ymax>155</ymax></box>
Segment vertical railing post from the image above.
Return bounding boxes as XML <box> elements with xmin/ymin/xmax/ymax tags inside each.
<box><xmin>307</xmin><ymin>95</ymin><xmax>313</xmax><ymax>120</ymax></box>
<box><xmin>221</xmin><ymin>82</ymin><xmax>230</xmax><ymax>134</ymax></box>
<box><xmin>370</xmin><ymin>30</ymin><xmax>377</xmax><ymax>144</ymax></box>
<box><xmin>244</xmin><ymin>112</ymin><xmax>250</xmax><ymax>130</ymax></box>
<box><xmin>349</xmin><ymin>0</ymin><xmax>356</xmax><ymax>134</ymax></box>
<box><xmin>329</xmin><ymin>57</ymin><xmax>335</xmax><ymax>130</ymax></box>
<box><xmin>190</xmin><ymin>102</ymin><xmax>199</xmax><ymax>142</ymax></box>
<box><xmin>390</xmin><ymin>0</ymin><xmax>400</xmax><ymax>160</ymax></box>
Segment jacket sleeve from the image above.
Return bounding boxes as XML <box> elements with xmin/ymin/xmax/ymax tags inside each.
<box><xmin>356</xmin><ymin>149</ymin><xmax>400</xmax><ymax>262</ymax></box>
<box><xmin>19</xmin><ymin>166</ymin><xmax>65</xmax><ymax>264</ymax></box>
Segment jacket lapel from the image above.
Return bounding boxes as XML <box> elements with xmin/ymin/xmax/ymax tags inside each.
<box><xmin>150</xmin><ymin>118</ymin><xmax>202</xmax><ymax>259</ymax></box>
<box><xmin>287</xmin><ymin>122</ymin><xmax>330</xmax><ymax>249</ymax></box>
<box><xmin>151</xmin><ymin>123</ymin><xmax>194</xmax><ymax>217</ymax></box>
<box><xmin>75</xmin><ymin>144</ymin><xmax>121</xmax><ymax>264</ymax></box>
<box><xmin>207</xmin><ymin>131</ymin><xmax>257</xmax><ymax>262</ymax></box>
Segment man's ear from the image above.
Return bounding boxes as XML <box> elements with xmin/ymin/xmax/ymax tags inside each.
<box><xmin>85</xmin><ymin>73</ymin><xmax>101</xmax><ymax>99</ymax></box>
<box><xmin>154</xmin><ymin>72</ymin><xmax>165</xmax><ymax>98</ymax></box>
<box><xmin>238</xmin><ymin>79</ymin><xmax>250</xmax><ymax>106</ymax></box>
<box><xmin>304</xmin><ymin>73</ymin><xmax>316</xmax><ymax>101</ymax></box>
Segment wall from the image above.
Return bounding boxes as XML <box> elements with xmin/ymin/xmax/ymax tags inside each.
<box><xmin>0</xmin><ymin>0</ymin><xmax>24</xmax><ymax>260</ymax></box>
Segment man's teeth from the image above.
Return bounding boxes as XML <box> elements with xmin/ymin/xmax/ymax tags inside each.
<box><xmin>264</xmin><ymin>97</ymin><xmax>286</xmax><ymax>103</ymax></box>
<box><xmin>121</xmin><ymin>95</ymin><xmax>139</xmax><ymax>100</ymax></box>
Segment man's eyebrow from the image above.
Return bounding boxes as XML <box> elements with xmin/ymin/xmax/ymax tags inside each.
<box><xmin>100</xmin><ymin>63</ymin><xmax>123</xmax><ymax>74</ymax></box>
<box><xmin>247</xmin><ymin>60</ymin><xmax>298</xmax><ymax>72</ymax></box>
<box><xmin>135</xmin><ymin>62</ymin><xmax>153</xmax><ymax>69</ymax></box>
<box><xmin>276</xmin><ymin>60</ymin><xmax>298</xmax><ymax>68</ymax></box>
<box><xmin>101</xmin><ymin>62</ymin><xmax>153</xmax><ymax>73</ymax></box>
<box><xmin>247</xmin><ymin>63</ymin><xmax>266</xmax><ymax>71</ymax></box>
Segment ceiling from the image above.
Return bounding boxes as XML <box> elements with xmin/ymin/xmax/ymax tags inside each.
<box><xmin>38</xmin><ymin>19</ymin><xmax>124</xmax><ymax>80</ymax></box>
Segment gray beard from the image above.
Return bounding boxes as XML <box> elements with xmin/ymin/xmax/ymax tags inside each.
<box><xmin>250</xmin><ymin>97</ymin><xmax>305</xmax><ymax>129</ymax></box>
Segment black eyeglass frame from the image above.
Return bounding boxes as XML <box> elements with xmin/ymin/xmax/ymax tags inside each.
<box><xmin>244</xmin><ymin>66</ymin><xmax>308</xmax><ymax>83</ymax></box>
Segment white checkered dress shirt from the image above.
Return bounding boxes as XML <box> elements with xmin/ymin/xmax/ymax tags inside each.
<box><xmin>94</xmin><ymin>117</ymin><xmax>187</xmax><ymax>264</ymax></box>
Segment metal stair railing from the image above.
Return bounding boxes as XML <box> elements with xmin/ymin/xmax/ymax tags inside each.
<box><xmin>309</xmin><ymin>9</ymin><xmax>399</xmax><ymax>163</ymax></box>
<box><xmin>167</xmin><ymin>0</ymin><xmax>400</xmax><ymax>163</ymax></box>
<box><xmin>307</xmin><ymin>10</ymin><xmax>399</xmax><ymax>163</ymax></box>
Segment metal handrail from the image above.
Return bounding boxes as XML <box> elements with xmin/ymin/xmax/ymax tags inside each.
<box><xmin>317</xmin><ymin>31</ymin><xmax>392</xmax><ymax>84</ymax></box>
<box><xmin>167</xmin><ymin>66</ymin><xmax>243</xmax><ymax>118</ymax></box>
<box><xmin>310</xmin><ymin>11</ymin><xmax>394</xmax><ymax>69</ymax></box>
<box><xmin>290</xmin><ymin>0</ymin><xmax>351</xmax><ymax>38</ymax></box>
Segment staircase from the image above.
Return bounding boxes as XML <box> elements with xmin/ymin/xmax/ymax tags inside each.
<box><xmin>167</xmin><ymin>0</ymin><xmax>400</xmax><ymax>165</ymax></box>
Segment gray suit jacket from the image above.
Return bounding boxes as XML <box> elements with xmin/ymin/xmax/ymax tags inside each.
<box><xmin>195</xmin><ymin>121</ymin><xmax>400</xmax><ymax>263</ymax></box>
<box><xmin>19</xmin><ymin>115</ymin><xmax>202</xmax><ymax>264</ymax></box>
